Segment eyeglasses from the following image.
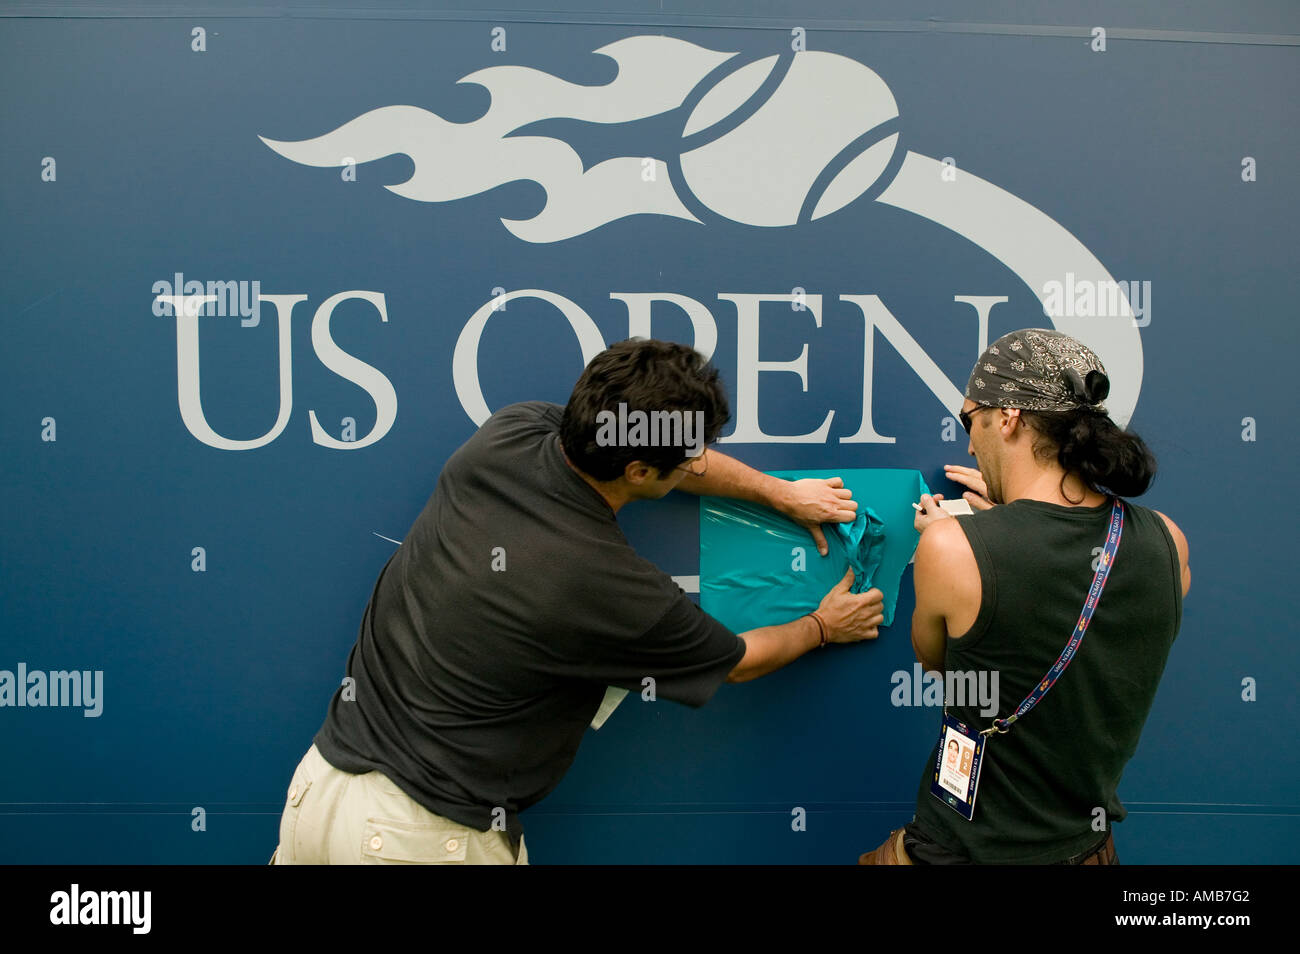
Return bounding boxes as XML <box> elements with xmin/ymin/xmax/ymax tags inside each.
<box><xmin>675</xmin><ymin>452</ymin><xmax>708</xmax><ymax>477</ymax></box>
<box><xmin>959</xmin><ymin>405</ymin><xmax>991</xmax><ymax>435</ymax></box>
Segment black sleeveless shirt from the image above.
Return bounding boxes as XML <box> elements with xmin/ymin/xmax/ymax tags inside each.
<box><xmin>909</xmin><ymin>497</ymin><xmax>1183</xmax><ymax>863</ymax></box>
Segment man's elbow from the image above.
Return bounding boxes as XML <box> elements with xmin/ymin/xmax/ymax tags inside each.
<box><xmin>910</xmin><ymin>633</ymin><xmax>944</xmax><ymax>674</ymax></box>
<box><xmin>915</xmin><ymin>653</ymin><xmax>943</xmax><ymax>675</ymax></box>
<box><xmin>726</xmin><ymin>662</ymin><xmax>756</xmax><ymax>684</ymax></box>
<box><xmin>726</xmin><ymin>633</ymin><xmax>763</xmax><ymax>683</ymax></box>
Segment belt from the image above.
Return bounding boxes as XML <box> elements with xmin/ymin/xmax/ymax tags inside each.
<box><xmin>859</xmin><ymin>827</ymin><xmax>1118</xmax><ymax>865</ymax></box>
<box><xmin>1073</xmin><ymin>832</ymin><xmax>1118</xmax><ymax>865</ymax></box>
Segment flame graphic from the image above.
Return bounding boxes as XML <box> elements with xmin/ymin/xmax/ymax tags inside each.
<box><xmin>260</xmin><ymin>36</ymin><xmax>735</xmax><ymax>242</ymax></box>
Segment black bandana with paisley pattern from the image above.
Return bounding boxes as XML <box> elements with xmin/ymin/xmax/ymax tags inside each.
<box><xmin>965</xmin><ymin>329</ymin><xmax>1110</xmax><ymax>412</ymax></box>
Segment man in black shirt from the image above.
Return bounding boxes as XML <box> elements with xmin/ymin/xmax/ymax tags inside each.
<box><xmin>275</xmin><ymin>339</ymin><xmax>884</xmax><ymax>864</ymax></box>
<box><xmin>859</xmin><ymin>329</ymin><xmax>1191</xmax><ymax>865</ymax></box>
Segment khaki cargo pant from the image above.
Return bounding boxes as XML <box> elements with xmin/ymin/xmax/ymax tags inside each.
<box><xmin>271</xmin><ymin>745</ymin><xmax>528</xmax><ymax>865</ymax></box>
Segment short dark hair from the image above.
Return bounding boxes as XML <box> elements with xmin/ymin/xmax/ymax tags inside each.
<box><xmin>1020</xmin><ymin>406</ymin><xmax>1158</xmax><ymax>501</ymax></box>
<box><xmin>561</xmin><ymin>339</ymin><xmax>730</xmax><ymax>481</ymax></box>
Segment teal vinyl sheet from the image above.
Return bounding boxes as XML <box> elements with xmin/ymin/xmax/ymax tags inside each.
<box><xmin>699</xmin><ymin>468</ymin><xmax>930</xmax><ymax>634</ymax></box>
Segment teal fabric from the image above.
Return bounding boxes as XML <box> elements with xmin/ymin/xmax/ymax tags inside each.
<box><xmin>699</xmin><ymin>469</ymin><xmax>929</xmax><ymax>633</ymax></box>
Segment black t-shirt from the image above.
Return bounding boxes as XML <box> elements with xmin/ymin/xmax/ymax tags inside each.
<box><xmin>908</xmin><ymin>498</ymin><xmax>1183</xmax><ymax>863</ymax></box>
<box><xmin>313</xmin><ymin>401</ymin><xmax>745</xmax><ymax>837</ymax></box>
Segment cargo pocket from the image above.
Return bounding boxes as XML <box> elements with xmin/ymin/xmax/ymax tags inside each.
<box><xmin>280</xmin><ymin>762</ymin><xmax>314</xmax><ymax>862</ymax></box>
<box><xmin>361</xmin><ymin>817</ymin><xmax>470</xmax><ymax>864</ymax></box>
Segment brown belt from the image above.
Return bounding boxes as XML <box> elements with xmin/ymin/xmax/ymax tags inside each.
<box><xmin>1077</xmin><ymin>832</ymin><xmax>1118</xmax><ymax>865</ymax></box>
<box><xmin>858</xmin><ymin>828</ymin><xmax>1118</xmax><ymax>865</ymax></box>
<box><xmin>857</xmin><ymin>827</ymin><xmax>912</xmax><ymax>865</ymax></box>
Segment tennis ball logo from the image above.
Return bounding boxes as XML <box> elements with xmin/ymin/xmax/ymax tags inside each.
<box><xmin>678</xmin><ymin>52</ymin><xmax>901</xmax><ymax>227</ymax></box>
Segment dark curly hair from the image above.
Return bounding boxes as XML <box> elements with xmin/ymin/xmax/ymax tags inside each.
<box><xmin>561</xmin><ymin>339</ymin><xmax>730</xmax><ymax>481</ymax></box>
<box><xmin>1020</xmin><ymin>406</ymin><xmax>1157</xmax><ymax>501</ymax></box>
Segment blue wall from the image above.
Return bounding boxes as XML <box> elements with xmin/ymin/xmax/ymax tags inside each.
<box><xmin>2</xmin><ymin>1</ymin><xmax>1296</xmax><ymax>863</ymax></box>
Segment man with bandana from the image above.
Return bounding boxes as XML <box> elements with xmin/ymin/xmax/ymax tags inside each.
<box><xmin>859</xmin><ymin>329</ymin><xmax>1191</xmax><ymax>865</ymax></box>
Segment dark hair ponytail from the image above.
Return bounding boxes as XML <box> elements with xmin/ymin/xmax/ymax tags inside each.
<box><xmin>1021</xmin><ymin>407</ymin><xmax>1157</xmax><ymax>500</ymax></box>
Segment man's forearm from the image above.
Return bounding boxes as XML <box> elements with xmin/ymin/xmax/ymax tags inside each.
<box><xmin>727</xmin><ymin>615</ymin><xmax>822</xmax><ymax>683</ymax></box>
<box><xmin>676</xmin><ymin>449</ymin><xmax>786</xmax><ymax>509</ymax></box>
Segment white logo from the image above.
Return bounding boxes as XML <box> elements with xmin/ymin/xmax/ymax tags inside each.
<box><xmin>156</xmin><ymin>291</ymin><xmax>397</xmax><ymax>451</ymax></box>
<box><xmin>260</xmin><ymin>36</ymin><xmax>899</xmax><ymax>239</ymax></box>
<box><xmin>260</xmin><ymin>36</ymin><xmax>1142</xmax><ymax>427</ymax></box>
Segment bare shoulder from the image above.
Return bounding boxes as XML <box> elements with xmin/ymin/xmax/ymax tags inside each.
<box><xmin>1152</xmin><ymin>509</ymin><xmax>1191</xmax><ymax>596</ymax></box>
<box><xmin>915</xmin><ymin>517</ymin><xmax>978</xmax><ymax>581</ymax></box>
<box><xmin>1152</xmin><ymin>510</ymin><xmax>1189</xmax><ymax>560</ymax></box>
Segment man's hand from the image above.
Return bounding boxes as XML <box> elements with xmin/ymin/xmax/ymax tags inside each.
<box><xmin>728</xmin><ymin>567</ymin><xmax>884</xmax><ymax>682</ymax></box>
<box><xmin>777</xmin><ymin>477</ymin><xmax>859</xmax><ymax>557</ymax></box>
<box><xmin>943</xmin><ymin>465</ymin><xmax>994</xmax><ymax>510</ymax></box>
<box><xmin>674</xmin><ymin>453</ymin><xmax>859</xmax><ymax>556</ymax></box>
<box><xmin>915</xmin><ymin>466</ymin><xmax>995</xmax><ymax>533</ymax></box>
<box><xmin>816</xmin><ymin>568</ymin><xmax>884</xmax><ymax>643</ymax></box>
<box><xmin>913</xmin><ymin>493</ymin><xmax>952</xmax><ymax>534</ymax></box>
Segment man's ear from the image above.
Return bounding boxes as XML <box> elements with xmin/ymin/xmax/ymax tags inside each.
<box><xmin>999</xmin><ymin>407</ymin><xmax>1023</xmax><ymax>434</ymax></box>
<box><xmin>623</xmin><ymin>460</ymin><xmax>656</xmax><ymax>485</ymax></box>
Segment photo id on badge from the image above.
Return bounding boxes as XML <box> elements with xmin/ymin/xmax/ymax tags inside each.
<box><xmin>930</xmin><ymin>713</ymin><xmax>986</xmax><ymax>821</ymax></box>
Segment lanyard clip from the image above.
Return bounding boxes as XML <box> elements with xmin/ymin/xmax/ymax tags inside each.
<box><xmin>981</xmin><ymin>719</ymin><xmax>1010</xmax><ymax>737</ymax></box>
